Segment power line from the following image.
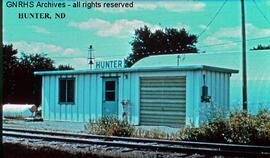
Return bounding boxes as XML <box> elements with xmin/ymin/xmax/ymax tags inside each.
<box><xmin>199</xmin><ymin>35</ymin><xmax>270</xmax><ymax>48</ymax></box>
<box><xmin>246</xmin><ymin>35</ymin><xmax>270</xmax><ymax>41</ymax></box>
<box><xmin>252</xmin><ymin>0</ymin><xmax>270</xmax><ymax>26</ymax></box>
<box><xmin>198</xmin><ymin>0</ymin><xmax>228</xmax><ymax>38</ymax></box>
<box><xmin>47</xmin><ymin>35</ymin><xmax>270</xmax><ymax>59</ymax></box>
<box><xmin>49</xmin><ymin>55</ymin><xmax>128</xmax><ymax>59</ymax></box>
<box><xmin>36</xmin><ymin>33</ymin><xmax>270</xmax><ymax>60</ymax></box>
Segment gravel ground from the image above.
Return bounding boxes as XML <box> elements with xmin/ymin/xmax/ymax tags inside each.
<box><xmin>3</xmin><ymin>119</ymin><xmax>86</xmax><ymax>133</ymax></box>
<box><xmin>3</xmin><ymin>119</ymin><xmax>179</xmax><ymax>134</ymax></box>
<box><xmin>3</xmin><ymin>136</ymin><xmax>211</xmax><ymax>158</ymax></box>
<box><xmin>2</xmin><ymin>119</ymin><xmax>230</xmax><ymax>158</ymax></box>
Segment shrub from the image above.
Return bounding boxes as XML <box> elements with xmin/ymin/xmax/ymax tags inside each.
<box><xmin>177</xmin><ymin>110</ymin><xmax>270</xmax><ymax>145</ymax></box>
<box><xmin>202</xmin><ymin>118</ymin><xmax>229</xmax><ymax>142</ymax></box>
<box><xmin>252</xmin><ymin>110</ymin><xmax>270</xmax><ymax>145</ymax></box>
<box><xmin>177</xmin><ymin>119</ymin><xmax>228</xmax><ymax>143</ymax></box>
<box><xmin>176</xmin><ymin>126</ymin><xmax>204</xmax><ymax>141</ymax></box>
<box><xmin>226</xmin><ymin>111</ymin><xmax>257</xmax><ymax>144</ymax></box>
<box><xmin>133</xmin><ymin>128</ymin><xmax>169</xmax><ymax>139</ymax></box>
<box><xmin>85</xmin><ymin>116</ymin><xmax>134</xmax><ymax>137</ymax></box>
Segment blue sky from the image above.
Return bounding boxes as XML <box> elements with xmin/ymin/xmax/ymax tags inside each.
<box><xmin>3</xmin><ymin>0</ymin><xmax>270</xmax><ymax>69</ymax></box>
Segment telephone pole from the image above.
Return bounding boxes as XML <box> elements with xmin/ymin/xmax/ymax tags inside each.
<box><xmin>241</xmin><ymin>0</ymin><xmax>248</xmax><ymax>111</ymax></box>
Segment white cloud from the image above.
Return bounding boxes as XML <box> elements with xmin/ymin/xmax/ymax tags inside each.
<box><xmin>201</xmin><ymin>23</ymin><xmax>270</xmax><ymax>52</ymax></box>
<box><xmin>63</xmin><ymin>48</ymin><xmax>77</xmax><ymax>55</ymax></box>
<box><xmin>175</xmin><ymin>23</ymin><xmax>190</xmax><ymax>30</ymax></box>
<box><xmin>69</xmin><ymin>19</ymin><xmax>108</xmax><ymax>30</ymax></box>
<box><xmin>30</xmin><ymin>26</ymin><xmax>50</xmax><ymax>34</ymax></box>
<box><xmin>214</xmin><ymin>27</ymin><xmax>241</xmax><ymax>39</ymax></box>
<box><xmin>212</xmin><ymin>24</ymin><xmax>270</xmax><ymax>39</ymax></box>
<box><xmin>96</xmin><ymin>1</ymin><xmax>206</xmax><ymax>13</ymax></box>
<box><xmin>8</xmin><ymin>41</ymin><xmax>87</xmax><ymax>69</ymax></box>
<box><xmin>159</xmin><ymin>1</ymin><xmax>205</xmax><ymax>12</ymax></box>
<box><xmin>135</xmin><ymin>3</ymin><xmax>156</xmax><ymax>10</ymax></box>
<box><xmin>69</xmin><ymin>19</ymin><xmax>161</xmax><ymax>38</ymax></box>
<box><xmin>11</xmin><ymin>41</ymin><xmax>81</xmax><ymax>57</ymax></box>
<box><xmin>57</xmin><ymin>57</ymin><xmax>88</xmax><ymax>69</ymax></box>
<box><xmin>203</xmin><ymin>36</ymin><xmax>238</xmax><ymax>51</ymax></box>
<box><xmin>245</xmin><ymin>24</ymin><xmax>270</xmax><ymax>38</ymax></box>
<box><xmin>199</xmin><ymin>24</ymin><xmax>209</xmax><ymax>30</ymax></box>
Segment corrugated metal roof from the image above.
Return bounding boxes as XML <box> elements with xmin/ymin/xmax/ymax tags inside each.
<box><xmin>34</xmin><ymin>65</ymin><xmax>238</xmax><ymax>76</ymax></box>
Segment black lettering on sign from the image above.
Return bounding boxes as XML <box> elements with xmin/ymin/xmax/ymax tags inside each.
<box><xmin>95</xmin><ymin>60</ymin><xmax>124</xmax><ymax>69</ymax></box>
<box><xmin>55</xmin><ymin>13</ymin><xmax>66</xmax><ymax>19</ymax></box>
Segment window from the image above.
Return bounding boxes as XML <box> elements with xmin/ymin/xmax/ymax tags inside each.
<box><xmin>105</xmin><ymin>81</ymin><xmax>115</xmax><ymax>101</ymax></box>
<box><xmin>59</xmin><ymin>78</ymin><xmax>75</xmax><ymax>104</ymax></box>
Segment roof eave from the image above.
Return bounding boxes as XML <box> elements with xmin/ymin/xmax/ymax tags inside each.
<box><xmin>34</xmin><ymin>65</ymin><xmax>239</xmax><ymax>76</ymax></box>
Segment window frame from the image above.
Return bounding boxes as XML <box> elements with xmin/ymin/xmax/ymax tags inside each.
<box><xmin>105</xmin><ymin>80</ymin><xmax>116</xmax><ymax>101</ymax></box>
<box><xmin>58</xmin><ymin>77</ymin><xmax>75</xmax><ymax>105</ymax></box>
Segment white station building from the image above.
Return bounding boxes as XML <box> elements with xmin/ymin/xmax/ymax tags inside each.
<box><xmin>35</xmin><ymin>58</ymin><xmax>238</xmax><ymax>127</ymax></box>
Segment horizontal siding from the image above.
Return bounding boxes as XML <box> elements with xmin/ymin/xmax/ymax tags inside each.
<box><xmin>140</xmin><ymin>76</ymin><xmax>186</xmax><ymax>127</ymax></box>
<box><xmin>140</xmin><ymin>91</ymin><xmax>185</xmax><ymax>96</ymax></box>
<box><xmin>141</xmin><ymin>95</ymin><xmax>186</xmax><ymax>99</ymax></box>
<box><xmin>140</xmin><ymin>106</ymin><xmax>185</xmax><ymax>112</ymax></box>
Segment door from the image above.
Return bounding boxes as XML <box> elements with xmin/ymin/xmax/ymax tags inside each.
<box><xmin>102</xmin><ymin>78</ymin><xmax>118</xmax><ymax>116</ymax></box>
<box><xmin>140</xmin><ymin>76</ymin><xmax>186</xmax><ymax>127</ymax></box>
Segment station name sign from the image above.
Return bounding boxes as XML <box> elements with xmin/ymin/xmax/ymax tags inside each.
<box><xmin>95</xmin><ymin>59</ymin><xmax>125</xmax><ymax>69</ymax></box>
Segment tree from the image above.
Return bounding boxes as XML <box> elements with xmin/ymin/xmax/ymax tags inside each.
<box><xmin>57</xmin><ymin>64</ymin><xmax>74</xmax><ymax>70</ymax></box>
<box><xmin>3</xmin><ymin>44</ymin><xmax>19</xmax><ymax>103</ymax></box>
<box><xmin>2</xmin><ymin>44</ymin><xmax>76</xmax><ymax>105</ymax></box>
<box><xmin>250</xmin><ymin>44</ymin><xmax>270</xmax><ymax>51</ymax></box>
<box><xmin>125</xmin><ymin>26</ymin><xmax>198</xmax><ymax>67</ymax></box>
<box><xmin>15</xmin><ymin>53</ymin><xmax>56</xmax><ymax>105</ymax></box>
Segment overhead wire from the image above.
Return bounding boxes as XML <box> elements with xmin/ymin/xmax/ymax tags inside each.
<box><xmin>197</xmin><ymin>0</ymin><xmax>228</xmax><ymax>38</ymax></box>
<box><xmin>46</xmin><ymin>35</ymin><xmax>270</xmax><ymax>59</ymax></box>
<box><xmin>252</xmin><ymin>0</ymin><xmax>270</xmax><ymax>26</ymax></box>
<box><xmin>199</xmin><ymin>35</ymin><xmax>270</xmax><ymax>48</ymax></box>
<box><xmin>26</xmin><ymin>1</ymin><xmax>270</xmax><ymax>60</ymax></box>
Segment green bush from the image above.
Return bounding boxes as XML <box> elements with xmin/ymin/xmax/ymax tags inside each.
<box><xmin>252</xmin><ymin>110</ymin><xmax>270</xmax><ymax>145</ymax></box>
<box><xmin>177</xmin><ymin>119</ymin><xmax>228</xmax><ymax>143</ymax></box>
<box><xmin>133</xmin><ymin>128</ymin><xmax>169</xmax><ymax>139</ymax></box>
<box><xmin>177</xmin><ymin>110</ymin><xmax>270</xmax><ymax>145</ymax></box>
<box><xmin>85</xmin><ymin>116</ymin><xmax>134</xmax><ymax>137</ymax></box>
<box><xmin>226</xmin><ymin>111</ymin><xmax>257</xmax><ymax>144</ymax></box>
<box><xmin>176</xmin><ymin>127</ymin><xmax>203</xmax><ymax>141</ymax></box>
<box><xmin>84</xmin><ymin>110</ymin><xmax>270</xmax><ymax>145</ymax></box>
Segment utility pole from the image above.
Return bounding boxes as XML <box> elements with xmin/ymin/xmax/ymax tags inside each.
<box><xmin>241</xmin><ymin>0</ymin><xmax>248</xmax><ymax>111</ymax></box>
<box><xmin>0</xmin><ymin>1</ymin><xmax>3</xmax><ymax>148</ymax></box>
<box><xmin>177</xmin><ymin>55</ymin><xmax>180</xmax><ymax>66</ymax></box>
<box><xmin>88</xmin><ymin>45</ymin><xmax>94</xmax><ymax>70</ymax></box>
